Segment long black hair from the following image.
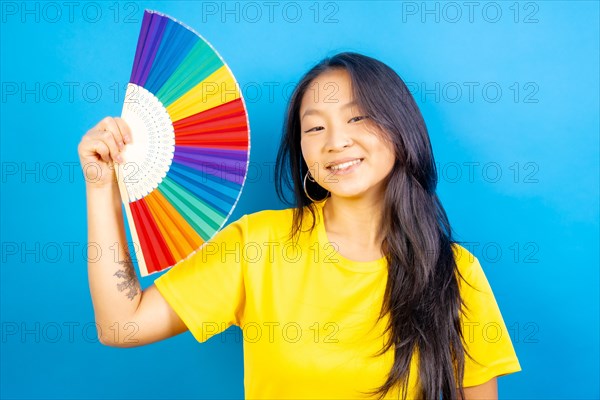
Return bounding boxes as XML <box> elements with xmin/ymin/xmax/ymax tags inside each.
<box><xmin>274</xmin><ymin>52</ymin><xmax>471</xmax><ymax>399</ymax></box>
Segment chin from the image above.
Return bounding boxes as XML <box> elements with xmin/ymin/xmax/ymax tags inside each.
<box><xmin>330</xmin><ymin>189</ymin><xmax>368</xmax><ymax>199</ymax></box>
<box><xmin>331</xmin><ymin>182</ymin><xmax>386</xmax><ymax>199</ymax></box>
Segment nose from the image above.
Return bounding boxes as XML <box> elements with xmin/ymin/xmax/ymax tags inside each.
<box><xmin>324</xmin><ymin>123</ymin><xmax>353</xmax><ymax>152</ymax></box>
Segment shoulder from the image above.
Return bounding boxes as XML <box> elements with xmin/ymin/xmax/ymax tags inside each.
<box><xmin>246</xmin><ymin>207</ymin><xmax>295</xmax><ymax>222</ymax></box>
<box><xmin>214</xmin><ymin>206</ymin><xmax>311</xmax><ymax>245</ymax></box>
<box><xmin>451</xmin><ymin>243</ymin><xmax>480</xmax><ymax>275</ymax></box>
<box><xmin>232</xmin><ymin>207</ymin><xmax>297</xmax><ymax>240</ymax></box>
<box><xmin>451</xmin><ymin>243</ymin><xmax>487</xmax><ymax>292</ymax></box>
<box><xmin>450</xmin><ymin>243</ymin><xmax>522</xmax><ymax>384</ymax></box>
<box><xmin>451</xmin><ymin>242</ymin><xmax>501</xmax><ymax>319</ymax></box>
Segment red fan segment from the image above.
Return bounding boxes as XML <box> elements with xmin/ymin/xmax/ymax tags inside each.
<box><xmin>175</xmin><ymin>130</ymin><xmax>249</xmax><ymax>148</ymax></box>
<box><xmin>173</xmin><ymin>98</ymin><xmax>246</xmax><ymax>128</ymax></box>
<box><xmin>172</xmin><ymin>98</ymin><xmax>249</xmax><ymax>148</ymax></box>
<box><xmin>130</xmin><ymin>199</ymin><xmax>176</xmax><ymax>274</ymax></box>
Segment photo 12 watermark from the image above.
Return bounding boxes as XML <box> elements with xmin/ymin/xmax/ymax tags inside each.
<box><xmin>199</xmin><ymin>1</ymin><xmax>340</xmax><ymax>24</ymax></box>
<box><xmin>0</xmin><ymin>320</ymin><xmax>139</xmax><ymax>344</ymax></box>
<box><xmin>1</xmin><ymin>1</ymin><xmax>142</xmax><ymax>24</ymax></box>
<box><xmin>399</xmin><ymin>1</ymin><xmax>540</xmax><ymax>24</ymax></box>
<box><xmin>435</xmin><ymin>161</ymin><xmax>540</xmax><ymax>185</ymax></box>
<box><xmin>457</xmin><ymin>241</ymin><xmax>541</xmax><ymax>264</ymax></box>
<box><xmin>463</xmin><ymin>320</ymin><xmax>540</xmax><ymax>344</ymax></box>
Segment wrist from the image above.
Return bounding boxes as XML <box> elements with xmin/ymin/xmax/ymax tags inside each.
<box><xmin>86</xmin><ymin>182</ymin><xmax>122</xmax><ymax>205</ymax></box>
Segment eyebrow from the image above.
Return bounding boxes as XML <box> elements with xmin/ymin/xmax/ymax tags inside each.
<box><xmin>301</xmin><ymin>100</ymin><xmax>358</xmax><ymax>121</ymax></box>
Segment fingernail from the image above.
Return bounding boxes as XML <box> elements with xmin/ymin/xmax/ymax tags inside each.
<box><xmin>119</xmin><ymin>142</ymin><xmax>124</xmax><ymax>150</ymax></box>
<box><xmin>124</xmin><ymin>135</ymin><xmax>130</xmax><ymax>143</ymax></box>
<box><xmin>117</xmin><ymin>155</ymin><xmax>123</xmax><ymax>163</ymax></box>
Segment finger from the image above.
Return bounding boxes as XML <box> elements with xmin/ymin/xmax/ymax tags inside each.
<box><xmin>101</xmin><ymin>116</ymin><xmax>127</xmax><ymax>152</ymax></box>
<box><xmin>93</xmin><ymin>128</ymin><xmax>122</xmax><ymax>164</ymax></box>
<box><xmin>113</xmin><ymin>117</ymin><xmax>131</xmax><ymax>145</ymax></box>
<box><xmin>91</xmin><ymin>139</ymin><xmax>111</xmax><ymax>164</ymax></box>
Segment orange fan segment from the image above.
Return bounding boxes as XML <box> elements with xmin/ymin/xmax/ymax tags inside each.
<box><xmin>144</xmin><ymin>190</ymin><xmax>205</xmax><ymax>262</ymax></box>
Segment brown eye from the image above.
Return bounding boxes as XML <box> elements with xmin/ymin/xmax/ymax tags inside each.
<box><xmin>303</xmin><ymin>126</ymin><xmax>324</xmax><ymax>133</ymax></box>
<box><xmin>348</xmin><ymin>115</ymin><xmax>369</xmax><ymax>123</ymax></box>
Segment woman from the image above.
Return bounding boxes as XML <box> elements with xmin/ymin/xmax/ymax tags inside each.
<box><xmin>78</xmin><ymin>52</ymin><xmax>521</xmax><ymax>399</ymax></box>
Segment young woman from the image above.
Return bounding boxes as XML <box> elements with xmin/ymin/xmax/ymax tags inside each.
<box><xmin>78</xmin><ymin>52</ymin><xmax>521</xmax><ymax>399</ymax></box>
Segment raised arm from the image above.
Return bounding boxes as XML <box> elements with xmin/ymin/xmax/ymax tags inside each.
<box><xmin>79</xmin><ymin>117</ymin><xmax>188</xmax><ymax>347</ymax></box>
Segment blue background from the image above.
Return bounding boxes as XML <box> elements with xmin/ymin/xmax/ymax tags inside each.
<box><xmin>1</xmin><ymin>1</ymin><xmax>598</xmax><ymax>399</ymax></box>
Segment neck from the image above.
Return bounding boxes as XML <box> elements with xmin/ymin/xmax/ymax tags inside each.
<box><xmin>322</xmin><ymin>194</ymin><xmax>385</xmax><ymax>251</ymax></box>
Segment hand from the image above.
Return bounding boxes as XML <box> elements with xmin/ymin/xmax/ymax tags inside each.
<box><xmin>78</xmin><ymin>117</ymin><xmax>131</xmax><ymax>189</ymax></box>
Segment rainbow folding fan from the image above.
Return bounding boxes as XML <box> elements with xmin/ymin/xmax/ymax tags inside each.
<box><xmin>115</xmin><ymin>10</ymin><xmax>250</xmax><ymax>277</ymax></box>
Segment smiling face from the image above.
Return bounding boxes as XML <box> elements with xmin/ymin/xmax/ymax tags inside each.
<box><xmin>299</xmin><ymin>68</ymin><xmax>396</xmax><ymax>201</ymax></box>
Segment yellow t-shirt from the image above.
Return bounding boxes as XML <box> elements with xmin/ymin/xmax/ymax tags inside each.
<box><xmin>154</xmin><ymin>200</ymin><xmax>521</xmax><ymax>398</ymax></box>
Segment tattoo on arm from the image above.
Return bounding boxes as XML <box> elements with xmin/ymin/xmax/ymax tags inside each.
<box><xmin>114</xmin><ymin>252</ymin><xmax>141</xmax><ymax>301</ymax></box>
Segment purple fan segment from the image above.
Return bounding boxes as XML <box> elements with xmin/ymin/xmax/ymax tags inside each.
<box><xmin>129</xmin><ymin>11</ymin><xmax>168</xmax><ymax>87</ymax></box>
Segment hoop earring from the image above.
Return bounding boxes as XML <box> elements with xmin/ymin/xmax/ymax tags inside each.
<box><xmin>303</xmin><ymin>171</ymin><xmax>330</xmax><ymax>203</ymax></box>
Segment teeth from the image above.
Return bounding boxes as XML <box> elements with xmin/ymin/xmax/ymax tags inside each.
<box><xmin>329</xmin><ymin>159</ymin><xmax>362</xmax><ymax>171</ymax></box>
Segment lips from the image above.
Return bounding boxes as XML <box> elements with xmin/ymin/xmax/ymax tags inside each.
<box><xmin>325</xmin><ymin>157</ymin><xmax>364</xmax><ymax>169</ymax></box>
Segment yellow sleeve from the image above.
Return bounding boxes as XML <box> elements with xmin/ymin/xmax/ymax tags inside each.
<box><xmin>153</xmin><ymin>214</ymin><xmax>248</xmax><ymax>343</ymax></box>
<box><xmin>455</xmin><ymin>247</ymin><xmax>522</xmax><ymax>387</ymax></box>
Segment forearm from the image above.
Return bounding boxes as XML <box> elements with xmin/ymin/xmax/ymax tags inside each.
<box><xmin>461</xmin><ymin>377</ymin><xmax>498</xmax><ymax>400</ymax></box>
<box><xmin>85</xmin><ymin>182</ymin><xmax>142</xmax><ymax>344</ymax></box>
